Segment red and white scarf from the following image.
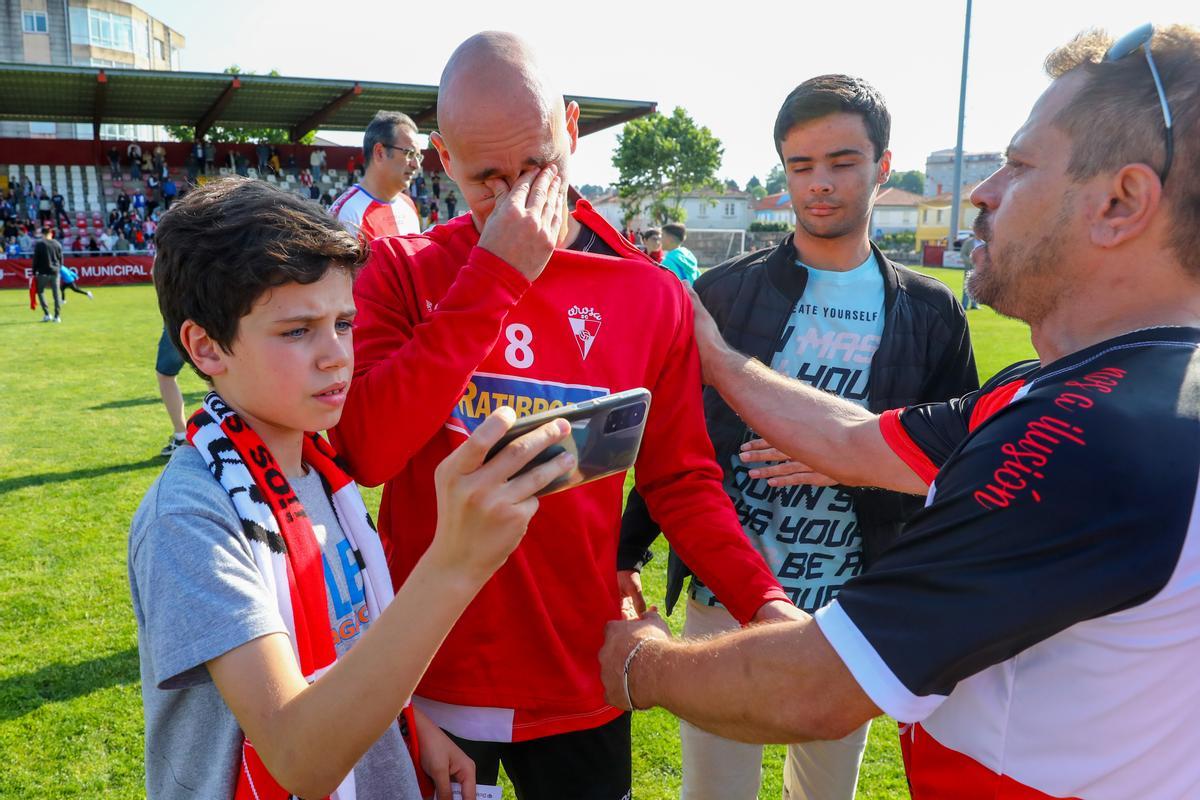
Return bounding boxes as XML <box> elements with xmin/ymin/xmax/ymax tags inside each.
<box><xmin>187</xmin><ymin>391</ymin><xmax>425</xmax><ymax>800</ymax></box>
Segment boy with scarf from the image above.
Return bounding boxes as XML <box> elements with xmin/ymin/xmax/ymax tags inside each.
<box><xmin>129</xmin><ymin>177</ymin><xmax>576</xmax><ymax>800</ymax></box>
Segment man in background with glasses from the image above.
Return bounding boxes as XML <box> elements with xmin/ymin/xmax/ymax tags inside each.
<box><xmin>602</xmin><ymin>23</ymin><xmax>1200</xmax><ymax>799</ymax></box>
<box><xmin>332</xmin><ymin>110</ymin><xmax>424</xmax><ymax>239</ymax></box>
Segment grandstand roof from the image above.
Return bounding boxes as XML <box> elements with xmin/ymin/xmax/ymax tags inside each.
<box><xmin>0</xmin><ymin>62</ymin><xmax>656</xmax><ymax>142</ymax></box>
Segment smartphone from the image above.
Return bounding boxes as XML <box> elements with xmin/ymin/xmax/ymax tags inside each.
<box><xmin>483</xmin><ymin>388</ymin><xmax>652</xmax><ymax>496</ymax></box>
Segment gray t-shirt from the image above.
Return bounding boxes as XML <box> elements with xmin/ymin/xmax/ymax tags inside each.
<box><xmin>129</xmin><ymin>445</ymin><xmax>420</xmax><ymax>799</ymax></box>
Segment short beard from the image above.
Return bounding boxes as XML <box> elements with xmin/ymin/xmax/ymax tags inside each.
<box><xmin>969</xmin><ymin>199</ymin><xmax>1073</xmax><ymax>325</ymax></box>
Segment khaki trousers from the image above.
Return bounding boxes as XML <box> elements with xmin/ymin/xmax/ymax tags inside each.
<box><xmin>678</xmin><ymin>599</ymin><xmax>870</xmax><ymax>800</ymax></box>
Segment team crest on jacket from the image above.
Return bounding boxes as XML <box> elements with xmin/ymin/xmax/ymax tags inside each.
<box><xmin>567</xmin><ymin>305</ymin><xmax>602</xmax><ymax>360</ymax></box>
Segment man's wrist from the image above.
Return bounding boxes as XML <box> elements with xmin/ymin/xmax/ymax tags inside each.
<box><xmin>626</xmin><ymin>637</ymin><xmax>668</xmax><ymax>711</ymax></box>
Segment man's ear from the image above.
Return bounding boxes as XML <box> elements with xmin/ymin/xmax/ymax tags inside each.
<box><xmin>180</xmin><ymin>320</ymin><xmax>228</xmax><ymax>378</ymax></box>
<box><xmin>876</xmin><ymin>150</ymin><xmax>893</xmax><ymax>186</ymax></box>
<box><xmin>565</xmin><ymin>100</ymin><xmax>581</xmax><ymax>156</ymax></box>
<box><xmin>1090</xmin><ymin>163</ymin><xmax>1161</xmax><ymax>249</ymax></box>
<box><xmin>429</xmin><ymin>132</ymin><xmax>455</xmax><ymax>183</ymax></box>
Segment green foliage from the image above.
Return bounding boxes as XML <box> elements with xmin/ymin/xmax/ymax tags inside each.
<box><xmin>746</xmin><ymin>175</ymin><xmax>767</xmax><ymax>200</ymax></box>
<box><xmin>577</xmin><ymin>184</ymin><xmax>609</xmax><ymax>201</ymax></box>
<box><xmin>724</xmin><ymin>178</ymin><xmax>740</xmax><ymax>192</ymax></box>
<box><xmin>878</xmin><ymin>231</ymin><xmax>917</xmax><ymax>250</ymax></box>
<box><xmin>164</xmin><ymin>66</ymin><xmax>316</xmax><ymax>145</ymax></box>
<box><xmin>884</xmin><ymin>169</ymin><xmax>925</xmax><ymax>195</ymax></box>
<box><xmin>749</xmin><ymin>221</ymin><xmax>791</xmax><ymax>232</ymax></box>
<box><xmin>0</xmin><ymin>276</ymin><xmax>1032</xmax><ymax>798</ymax></box>
<box><xmin>612</xmin><ymin>107</ymin><xmax>724</xmax><ymax>226</ymax></box>
<box><xmin>765</xmin><ymin>164</ymin><xmax>787</xmax><ymax>194</ymax></box>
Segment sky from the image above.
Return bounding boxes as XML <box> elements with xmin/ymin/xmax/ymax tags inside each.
<box><xmin>136</xmin><ymin>0</ymin><xmax>1196</xmax><ymax>189</ymax></box>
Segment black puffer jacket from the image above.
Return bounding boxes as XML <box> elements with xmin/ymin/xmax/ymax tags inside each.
<box><xmin>619</xmin><ymin>235</ymin><xmax>979</xmax><ymax>614</ymax></box>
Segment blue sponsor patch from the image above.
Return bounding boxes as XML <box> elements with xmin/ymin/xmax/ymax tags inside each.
<box><xmin>449</xmin><ymin>371</ymin><xmax>608</xmax><ymax>433</ymax></box>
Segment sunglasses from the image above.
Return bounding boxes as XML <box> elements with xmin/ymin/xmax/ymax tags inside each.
<box><xmin>1104</xmin><ymin>23</ymin><xmax>1174</xmax><ymax>184</ymax></box>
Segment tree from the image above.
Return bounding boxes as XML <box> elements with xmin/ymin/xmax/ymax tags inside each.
<box><xmin>745</xmin><ymin>175</ymin><xmax>767</xmax><ymax>200</ymax></box>
<box><xmin>724</xmin><ymin>178</ymin><xmax>740</xmax><ymax>192</ymax></box>
<box><xmin>765</xmin><ymin>164</ymin><xmax>787</xmax><ymax>194</ymax></box>
<box><xmin>164</xmin><ymin>66</ymin><xmax>316</xmax><ymax>145</ymax></box>
<box><xmin>884</xmin><ymin>169</ymin><xmax>925</xmax><ymax>195</ymax></box>
<box><xmin>577</xmin><ymin>184</ymin><xmax>609</xmax><ymax>201</ymax></box>
<box><xmin>612</xmin><ymin>107</ymin><xmax>723</xmax><ymax>226</ymax></box>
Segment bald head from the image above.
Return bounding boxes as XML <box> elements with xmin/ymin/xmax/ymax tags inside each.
<box><xmin>431</xmin><ymin>31</ymin><xmax>580</xmax><ymax>226</ymax></box>
<box><xmin>438</xmin><ymin>31</ymin><xmax>562</xmax><ymax>135</ymax></box>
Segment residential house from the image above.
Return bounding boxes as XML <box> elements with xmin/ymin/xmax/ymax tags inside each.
<box><xmin>590</xmin><ymin>189</ymin><xmax>753</xmax><ymax>232</ymax></box>
<box><xmin>753</xmin><ymin>191</ymin><xmax>795</xmax><ymax>226</ymax></box>
<box><xmin>915</xmin><ymin>184</ymin><xmax>981</xmax><ymax>248</ymax></box>
<box><xmin>870</xmin><ymin>187</ymin><xmax>920</xmax><ymax>236</ymax></box>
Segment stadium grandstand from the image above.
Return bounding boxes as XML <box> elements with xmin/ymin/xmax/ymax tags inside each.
<box><xmin>0</xmin><ymin>60</ymin><xmax>655</xmax><ymax>284</ymax></box>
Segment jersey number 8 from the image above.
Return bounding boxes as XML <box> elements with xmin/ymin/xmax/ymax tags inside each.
<box><xmin>505</xmin><ymin>323</ymin><xmax>534</xmax><ymax>369</ymax></box>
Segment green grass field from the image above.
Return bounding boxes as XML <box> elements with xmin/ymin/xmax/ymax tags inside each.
<box><xmin>0</xmin><ymin>269</ymin><xmax>1034</xmax><ymax>797</ymax></box>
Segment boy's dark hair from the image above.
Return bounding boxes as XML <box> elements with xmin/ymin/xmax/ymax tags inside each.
<box><xmin>662</xmin><ymin>223</ymin><xmax>687</xmax><ymax>241</ymax></box>
<box><xmin>773</xmin><ymin>74</ymin><xmax>891</xmax><ymax>162</ymax></box>
<box><xmin>643</xmin><ymin>227</ymin><xmax>661</xmax><ymax>238</ymax></box>
<box><xmin>154</xmin><ymin>177</ymin><xmax>367</xmax><ymax>381</ymax></box>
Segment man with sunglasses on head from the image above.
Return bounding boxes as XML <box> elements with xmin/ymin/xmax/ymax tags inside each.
<box><xmin>601</xmin><ymin>23</ymin><xmax>1200</xmax><ymax>799</ymax></box>
<box><xmin>332</xmin><ymin>110</ymin><xmax>424</xmax><ymax>239</ymax></box>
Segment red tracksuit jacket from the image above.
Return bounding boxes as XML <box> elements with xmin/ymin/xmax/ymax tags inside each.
<box><xmin>332</xmin><ymin>200</ymin><xmax>787</xmax><ymax>740</ymax></box>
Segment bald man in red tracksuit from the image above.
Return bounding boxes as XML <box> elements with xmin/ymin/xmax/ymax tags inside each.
<box><xmin>332</xmin><ymin>199</ymin><xmax>790</xmax><ymax>796</ymax></box>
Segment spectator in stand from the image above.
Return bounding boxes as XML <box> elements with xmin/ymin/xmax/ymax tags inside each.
<box><xmin>641</xmin><ymin>228</ymin><xmax>664</xmax><ymax>263</ymax></box>
<box><xmin>300</xmin><ymin>168</ymin><xmax>313</xmax><ymax>190</ymax></box>
<box><xmin>134</xmin><ymin>228</ymin><xmax>146</xmax><ymax>250</ymax></box>
<box><xmin>310</xmin><ymin>147</ymin><xmax>325</xmax><ymax>183</ymax></box>
<box><xmin>329</xmin><ymin>110</ymin><xmax>423</xmax><ymax>238</ymax></box>
<box><xmin>430</xmin><ymin>172</ymin><xmax>441</xmax><ymax>200</ymax></box>
<box><xmin>18</xmin><ymin>227</ymin><xmax>34</xmax><ymax>255</ymax></box>
<box><xmin>0</xmin><ymin>194</ymin><xmax>14</xmax><ymax>230</ymax></box>
<box><xmin>427</xmin><ymin>199</ymin><xmax>439</xmax><ymax>227</ymax></box>
<box><xmin>444</xmin><ymin>189</ymin><xmax>457</xmax><ymax>218</ymax></box>
<box><xmin>132</xmin><ymin>189</ymin><xmax>147</xmax><ymax>219</ymax></box>
<box><xmin>108</xmin><ymin>207</ymin><xmax>122</xmax><ymax>230</ymax></box>
<box><xmin>256</xmin><ymin>140</ymin><xmax>270</xmax><ymax>173</ymax></box>
<box><xmin>661</xmin><ymin>222</ymin><xmax>700</xmax><ymax>283</ymax></box>
<box><xmin>50</xmin><ymin>191</ymin><xmax>70</xmax><ymax>227</ymax></box>
<box><xmin>143</xmin><ymin>216</ymin><xmax>157</xmax><ymax>242</ymax></box>
<box><xmin>162</xmin><ymin>177</ymin><xmax>178</xmax><ymax>210</ymax></box>
<box><xmin>234</xmin><ymin>151</ymin><xmax>249</xmax><ymax>178</ymax></box>
<box><xmin>129</xmin><ymin>142</ymin><xmax>143</xmax><ymax>179</ymax></box>
<box><xmin>346</xmin><ymin>154</ymin><xmax>358</xmax><ymax>180</ymax></box>
<box><xmin>146</xmin><ymin>174</ymin><xmax>161</xmax><ymax>215</ymax></box>
<box><xmin>32</xmin><ymin>227</ymin><xmax>63</xmax><ymax>322</ymax></box>
<box><xmin>86</xmin><ymin>232</ymin><xmax>102</xmax><ymax>253</ymax></box>
<box><xmin>320</xmin><ymin>190</ymin><xmax>334</xmax><ymax>209</ymax></box>
<box><xmin>204</xmin><ymin>140</ymin><xmax>217</xmax><ymax>174</ymax></box>
<box><xmin>117</xmin><ymin>191</ymin><xmax>131</xmax><ymax>216</ymax></box>
<box><xmin>142</xmin><ymin>151</ymin><xmax>153</xmax><ymax>177</ymax></box>
<box><xmin>100</xmin><ymin>228</ymin><xmax>116</xmax><ymax>253</ymax></box>
<box><xmin>114</xmin><ymin>231</ymin><xmax>132</xmax><ymax>253</ymax></box>
<box><xmin>286</xmin><ymin>152</ymin><xmax>298</xmax><ymax>178</ymax></box>
<box><xmin>70</xmin><ymin>233</ymin><xmax>85</xmax><ymax>253</ymax></box>
<box><xmin>188</xmin><ymin>140</ymin><xmax>203</xmax><ymax>182</ymax></box>
<box><xmin>5</xmin><ymin>237</ymin><xmax>18</xmax><ymax>258</ymax></box>
<box><xmin>108</xmin><ymin>145</ymin><xmax>121</xmax><ymax>175</ymax></box>
<box><xmin>159</xmin><ymin>158</ymin><xmax>170</xmax><ymax>181</ymax></box>
<box><xmin>413</xmin><ymin>170</ymin><xmax>426</xmax><ymax>199</ymax></box>
<box><xmin>36</xmin><ymin>187</ymin><xmax>52</xmax><ymax>225</ymax></box>
<box><xmin>268</xmin><ymin>146</ymin><xmax>282</xmax><ymax>176</ymax></box>
<box><xmin>153</xmin><ymin>144</ymin><xmax>166</xmax><ymax>173</ymax></box>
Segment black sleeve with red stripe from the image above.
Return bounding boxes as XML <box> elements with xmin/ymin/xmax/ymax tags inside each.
<box><xmin>837</xmin><ymin>343</ymin><xmax>1200</xmax><ymax>698</ymax></box>
<box><xmin>882</xmin><ymin>361</ymin><xmax>1040</xmax><ymax>484</ymax></box>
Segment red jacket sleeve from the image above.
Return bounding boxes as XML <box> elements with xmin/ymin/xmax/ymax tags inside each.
<box><xmin>634</xmin><ymin>284</ymin><xmax>789</xmax><ymax>624</ymax></box>
<box><xmin>331</xmin><ymin>238</ymin><xmax>530</xmax><ymax>486</ymax></box>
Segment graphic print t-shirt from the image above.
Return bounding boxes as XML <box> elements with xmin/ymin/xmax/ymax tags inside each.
<box><xmin>693</xmin><ymin>254</ymin><xmax>885</xmax><ymax>612</ymax></box>
<box><xmin>290</xmin><ymin>469</ymin><xmax>420</xmax><ymax>800</ymax></box>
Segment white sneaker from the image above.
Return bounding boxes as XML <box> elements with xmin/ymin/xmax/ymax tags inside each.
<box><xmin>53</xmin><ymin>316</ymin><xmax>61</xmax><ymax>323</ymax></box>
<box><xmin>42</xmin><ymin>314</ymin><xmax>51</xmax><ymax>322</ymax></box>
<box><xmin>86</xmin><ymin>291</ymin><xmax>94</xmax><ymax>299</ymax></box>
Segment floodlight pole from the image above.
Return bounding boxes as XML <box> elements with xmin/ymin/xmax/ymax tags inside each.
<box><xmin>948</xmin><ymin>0</ymin><xmax>973</xmax><ymax>251</ymax></box>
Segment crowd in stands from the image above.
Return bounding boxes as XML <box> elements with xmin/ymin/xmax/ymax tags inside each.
<box><xmin>2</xmin><ymin>171</ymin><xmax>164</xmax><ymax>257</ymax></box>
<box><xmin>1</xmin><ymin>135</ymin><xmax>470</xmax><ymax>259</ymax></box>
